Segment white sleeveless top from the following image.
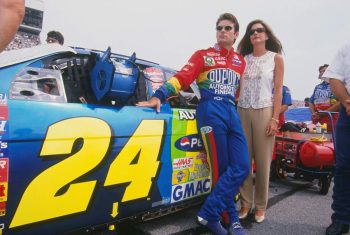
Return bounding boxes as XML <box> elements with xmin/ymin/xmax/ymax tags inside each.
<box><xmin>238</xmin><ymin>51</ymin><xmax>276</xmax><ymax>109</ymax></box>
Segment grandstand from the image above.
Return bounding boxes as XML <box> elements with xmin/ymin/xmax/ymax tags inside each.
<box><xmin>5</xmin><ymin>0</ymin><xmax>44</xmax><ymax>51</ymax></box>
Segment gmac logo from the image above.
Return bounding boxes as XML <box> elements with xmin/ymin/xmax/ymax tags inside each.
<box><xmin>175</xmin><ymin>134</ymin><xmax>204</xmax><ymax>152</ymax></box>
<box><xmin>171</xmin><ymin>178</ymin><xmax>211</xmax><ymax>202</ymax></box>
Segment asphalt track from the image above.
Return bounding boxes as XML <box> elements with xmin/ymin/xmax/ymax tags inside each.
<box><xmin>111</xmin><ymin>177</ymin><xmax>346</xmax><ymax>235</ymax></box>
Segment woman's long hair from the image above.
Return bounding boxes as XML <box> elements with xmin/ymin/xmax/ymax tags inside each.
<box><xmin>238</xmin><ymin>19</ymin><xmax>283</xmax><ymax>56</ymax></box>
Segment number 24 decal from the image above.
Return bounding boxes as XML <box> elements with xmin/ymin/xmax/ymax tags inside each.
<box><xmin>10</xmin><ymin>117</ymin><xmax>164</xmax><ymax>228</ymax></box>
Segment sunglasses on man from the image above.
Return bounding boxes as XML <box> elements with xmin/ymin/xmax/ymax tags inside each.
<box><xmin>249</xmin><ymin>28</ymin><xmax>266</xmax><ymax>36</ymax></box>
<box><xmin>216</xmin><ymin>25</ymin><xmax>233</xmax><ymax>32</ymax></box>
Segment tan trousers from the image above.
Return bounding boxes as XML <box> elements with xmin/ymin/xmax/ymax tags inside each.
<box><xmin>237</xmin><ymin>107</ymin><xmax>275</xmax><ymax>211</ymax></box>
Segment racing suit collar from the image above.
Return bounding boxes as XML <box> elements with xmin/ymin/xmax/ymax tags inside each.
<box><xmin>214</xmin><ymin>43</ymin><xmax>234</xmax><ymax>57</ymax></box>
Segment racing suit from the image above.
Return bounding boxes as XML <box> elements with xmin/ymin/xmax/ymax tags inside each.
<box><xmin>310</xmin><ymin>81</ymin><xmax>339</xmax><ymax>131</ymax></box>
<box><xmin>154</xmin><ymin>44</ymin><xmax>250</xmax><ymax>223</ymax></box>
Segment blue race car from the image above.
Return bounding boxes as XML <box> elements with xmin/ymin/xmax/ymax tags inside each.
<box><xmin>0</xmin><ymin>44</ymin><xmax>210</xmax><ymax>234</ymax></box>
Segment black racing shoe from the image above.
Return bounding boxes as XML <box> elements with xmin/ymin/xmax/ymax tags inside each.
<box><xmin>326</xmin><ymin>222</ymin><xmax>350</xmax><ymax>235</ymax></box>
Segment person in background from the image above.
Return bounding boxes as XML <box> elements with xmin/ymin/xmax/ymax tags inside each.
<box><xmin>322</xmin><ymin>44</ymin><xmax>350</xmax><ymax>235</ymax></box>
<box><xmin>46</xmin><ymin>30</ymin><xmax>64</xmax><ymax>45</ymax></box>
<box><xmin>304</xmin><ymin>97</ymin><xmax>310</xmax><ymax>107</ymax></box>
<box><xmin>137</xmin><ymin>13</ymin><xmax>250</xmax><ymax>235</ymax></box>
<box><xmin>309</xmin><ymin>64</ymin><xmax>340</xmax><ymax>131</ymax></box>
<box><xmin>237</xmin><ymin>19</ymin><xmax>284</xmax><ymax>223</ymax></box>
<box><xmin>0</xmin><ymin>0</ymin><xmax>25</xmax><ymax>52</ymax></box>
<box><xmin>278</xmin><ymin>85</ymin><xmax>292</xmax><ymax>128</ymax></box>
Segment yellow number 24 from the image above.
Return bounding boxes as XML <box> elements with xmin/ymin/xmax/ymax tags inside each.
<box><xmin>10</xmin><ymin>118</ymin><xmax>164</xmax><ymax>228</ymax></box>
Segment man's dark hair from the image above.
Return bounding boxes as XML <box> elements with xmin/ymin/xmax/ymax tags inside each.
<box><xmin>47</xmin><ymin>30</ymin><xmax>64</xmax><ymax>45</ymax></box>
<box><xmin>318</xmin><ymin>64</ymin><xmax>329</xmax><ymax>72</ymax></box>
<box><xmin>216</xmin><ymin>13</ymin><xmax>239</xmax><ymax>32</ymax></box>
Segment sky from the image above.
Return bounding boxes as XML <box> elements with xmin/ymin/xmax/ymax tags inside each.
<box><xmin>40</xmin><ymin>0</ymin><xmax>350</xmax><ymax>100</ymax></box>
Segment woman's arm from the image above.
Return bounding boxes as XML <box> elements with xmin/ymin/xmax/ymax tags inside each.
<box><xmin>266</xmin><ymin>53</ymin><xmax>284</xmax><ymax>135</ymax></box>
<box><xmin>273</xmin><ymin>54</ymin><xmax>284</xmax><ymax>119</ymax></box>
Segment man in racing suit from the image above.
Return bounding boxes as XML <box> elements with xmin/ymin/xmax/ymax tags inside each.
<box><xmin>309</xmin><ymin>64</ymin><xmax>340</xmax><ymax>132</ymax></box>
<box><xmin>137</xmin><ymin>13</ymin><xmax>250</xmax><ymax>235</ymax></box>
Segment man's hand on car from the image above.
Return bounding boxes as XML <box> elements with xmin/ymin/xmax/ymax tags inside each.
<box><xmin>136</xmin><ymin>97</ymin><xmax>161</xmax><ymax>113</ymax></box>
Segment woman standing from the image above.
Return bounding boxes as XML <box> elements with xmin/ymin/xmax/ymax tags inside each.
<box><xmin>237</xmin><ymin>19</ymin><xmax>284</xmax><ymax>223</ymax></box>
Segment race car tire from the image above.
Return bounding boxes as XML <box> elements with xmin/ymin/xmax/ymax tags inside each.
<box><xmin>319</xmin><ymin>175</ymin><xmax>331</xmax><ymax>195</ymax></box>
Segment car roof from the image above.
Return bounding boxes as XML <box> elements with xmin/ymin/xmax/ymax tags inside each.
<box><xmin>0</xmin><ymin>44</ymin><xmax>76</xmax><ymax>69</ymax></box>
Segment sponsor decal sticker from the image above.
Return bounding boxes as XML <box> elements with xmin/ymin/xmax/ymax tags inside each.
<box><xmin>180</xmin><ymin>137</ymin><xmax>190</xmax><ymax>147</ymax></box>
<box><xmin>172</xmin><ymin>169</ymin><xmax>189</xmax><ymax>184</ymax></box>
<box><xmin>0</xmin><ymin>142</ymin><xmax>7</xmax><ymax>150</ymax></box>
<box><xmin>214</xmin><ymin>57</ymin><xmax>226</xmax><ymax>61</ymax></box>
<box><xmin>204</xmin><ymin>56</ymin><xmax>215</xmax><ymax>66</ymax></box>
<box><xmin>200</xmin><ymin>126</ymin><xmax>212</xmax><ymax>134</ymax></box>
<box><xmin>189</xmin><ymin>153</ymin><xmax>210</xmax><ymax>181</ymax></box>
<box><xmin>186</xmin><ymin>62</ymin><xmax>194</xmax><ymax>67</ymax></box>
<box><xmin>175</xmin><ymin>134</ymin><xmax>203</xmax><ymax>152</ymax></box>
<box><xmin>0</xmin><ymin>159</ymin><xmax>8</xmax><ymax>183</ymax></box>
<box><xmin>0</xmin><ymin>183</ymin><xmax>8</xmax><ymax>203</ymax></box>
<box><xmin>143</xmin><ymin>67</ymin><xmax>165</xmax><ymax>92</ymax></box>
<box><xmin>232</xmin><ymin>55</ymin><xmax>243</xmax><ymax>66</ymax></box>
<box><xmin>181</xmin><ymin>62</ymin><xmax>195</xmax><ymax>72</ymax></box>
<box><xmin>0</xmin><ymin>222</ymin><xmax>4</xmax><ymax>234</ymax></box>
<box><xmin>0</xmin><ymin>158</ymin><xmax>8</xmax><ymax>217</ymax></box>
<box><xmin>0</xmin><ymin>121</ymin><xmax>6</xmax><ymax>134</ymax></box>
<box><xmin>207</xmin><ymin>69</ymin><xmax>239</xmax><ymax>85</ymax></box>
<box><xmin>207</xmin><ymin>69</ymin><xmax>239</xmax><ymax>96</ymax></box>
<box><xmin>0</xmin><ymin>108</ymin><xmax>7</xmax><ymax>121</ymax></box>
<box><xmin>152</xmin><ymin>198</ymin><xmax>170</xmax><ymax>207</ymax></box>
<box><xmin>206</xmin><ymin>52</ymin><xmax>220</xmax><ymax>57</ymax></box>
<box><xmin>0</xmin><ymin>94</ymin><xmax>7</xmax><ymax>106</ymax></box>
<box><xmin>178</xmin><ymin>110</ymin><xmax>196</xmax><ymax>120</ymax></box>
<box><xmin>173</xmin><ymin>157</ymin><xmax>193</xmax><ymax>170</ymax></box>
<box><xmin>171</xmin><ymin>178</ymin><xmax>211</xmax><ymax>202</ymax></box>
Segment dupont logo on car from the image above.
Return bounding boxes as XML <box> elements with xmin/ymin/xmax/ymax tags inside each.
<box><xmin>171</xmin><ymin>178</ymin><xmax>211</xmax><ymax>203</ymax></box>
<box><xmin>175</xmin><ymin>134</ymin><xmax>203</xmax><ymax>152</ymax></box>
<box><xmin>173</xmin><ymin>157</ymin><xmax>193</xmax><ymax>170</ymax></box>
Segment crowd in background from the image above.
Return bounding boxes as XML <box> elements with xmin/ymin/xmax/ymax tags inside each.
<box><xmin>5</xmin><ymin>31</ymin><xmax>40</xmax><ymax>51</ymax></box>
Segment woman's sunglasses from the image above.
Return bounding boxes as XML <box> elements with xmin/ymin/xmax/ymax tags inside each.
<box><xmin>249</xmin><ymin>28</ymin><xmax>266</xmax><ymax>36</ymax></box>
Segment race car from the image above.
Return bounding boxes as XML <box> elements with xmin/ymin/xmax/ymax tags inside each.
<box><xmin>0</xmin><ymin>44</ymin><xmax>210</xmax><ymax>234</ymax></box>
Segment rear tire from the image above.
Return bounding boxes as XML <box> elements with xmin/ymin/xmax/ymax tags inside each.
<box><xmin>319</xmin><ymin>176</ymin><xmax>331</xmax><ymax>195</ymax></box>
<box><xmin>270</xmin><ymin>159</ymin><xmax>286</xmax><ymax>180</ymax></box>
<box><xmin>270</xmin><ymin>160</ymin><xmax>278</xmax><ymax>180</ymax></box>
